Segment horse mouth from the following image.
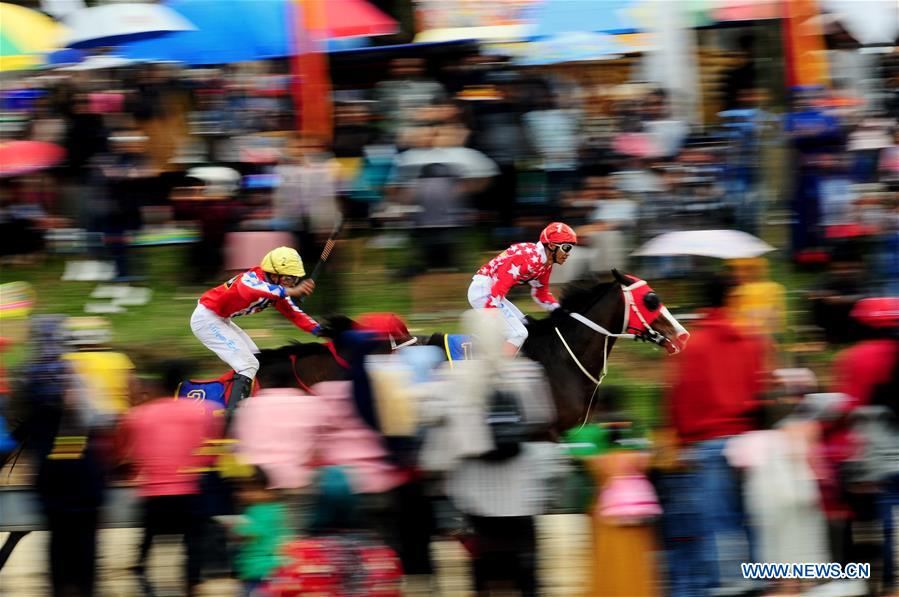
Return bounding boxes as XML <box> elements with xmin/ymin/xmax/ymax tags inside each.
<box><xmin>663</xmin><ymin>332</ymin><xmax>690</xmax><ymax>355</ymax></box>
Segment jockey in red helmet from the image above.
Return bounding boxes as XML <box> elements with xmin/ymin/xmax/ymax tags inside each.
<box><xmin>469</xmin><ymin>222</ymin><xmax>577</xmax><ymax>354</ymax></box>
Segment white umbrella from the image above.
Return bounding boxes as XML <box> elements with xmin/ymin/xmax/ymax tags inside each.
<box><xmin>59</xmin><ymin>54</ymin><xmax>140</xmax><ymax>71</ymax></box>
<box><xmin>632</xmin><ymin>230</ymin><xmax>776</xmax><ymax>259</ymax></box>
<box><xmin>392</xmin><ymin>147</ymin><xmax>499</xmax><ymax>182</ymax></box>
<box><xmin>63</xmin><ymin>3</ymin><xmax>195</xmax><ymax>49</ymax></box>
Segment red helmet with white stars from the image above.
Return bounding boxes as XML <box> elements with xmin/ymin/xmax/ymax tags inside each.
<box><xmin>539</xmin><ymin>222</ymin><xmax>577</xmax><ymax>246</ymax></box>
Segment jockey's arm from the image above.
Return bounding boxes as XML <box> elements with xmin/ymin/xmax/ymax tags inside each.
<box><xmin>236</xmin><ymin>270</ymin><xmax>289</xmax><ymax>301</ymax></box>
<box><xmin>529</xmin><ymin>268</ymin><xmax>559</xmax><ymax>312</ymax></box>
<box><xmin>275</xmin><ymin>297</ymin><xmax>321</xmax><ymax>335</ymax></box>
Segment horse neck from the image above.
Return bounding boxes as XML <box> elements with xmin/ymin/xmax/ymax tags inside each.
<box><xmin>565</xmin><ymin>284</ymin><xmax>625</xmax><ymax>370</ymax></box>
<box><xmin>523</xmin><ymin>284</ymin><xmax>624</xmax><ymax>372</ymax></box>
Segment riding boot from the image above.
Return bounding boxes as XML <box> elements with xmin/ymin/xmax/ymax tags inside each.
<box><xmin>224</xmin><ymin>374</ymin><xmax>253</xmax><ymax>429</ymax></box>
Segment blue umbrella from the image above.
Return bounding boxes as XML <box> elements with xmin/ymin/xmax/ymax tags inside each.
<box><xmin>120</xmin><ymin>0</ymin><xmax>295</xmax><ymax>65</ymax></box>
<box><xmin>524</xmin><ymin>0</ymin><xmax>642</xmax><ymax>37</ymax></box>
<box><xmin>46</xmin><ymin>48</ymin><xmax>86</xmax><ymax>66</ymax></box>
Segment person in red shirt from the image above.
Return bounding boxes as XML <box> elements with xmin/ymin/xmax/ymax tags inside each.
<box><xmin>468</xmin><ymin>222</ymin><xmax>577</xmax><ymax>354</ymax></box>
<box><xmin>826</xmin><ymin>297</ymin><xmax>899</xmax><ymax>581</ymax></box>
<box><xmin>191</xmin><ymin>246</ymin><xmax>319</xmax><ymax>413</ymax></box>
<box><xmin>662</xmin><ymin>273</ymin><xmax>766</xmax><ymax>595</ymax></box>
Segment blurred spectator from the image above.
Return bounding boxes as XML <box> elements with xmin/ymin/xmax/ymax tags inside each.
<box><xmin>265</xmin><ymin>466</ymin><xmax>403</xmax><ymax>596</ymax></box>
<box><xmin>15</xmin><ymin>316</ymin><xmax>106</xmax><ymax>597</ymax></box>
<box><xmin>385</xmin><ymin>104</ymin><xmax>492</xmax><ymax>269</ymax></box>
<box><xmin>311</xmin><ymin>379</ymin><xmax>409</xmax><ymax>562</ymax></box>
<box><xmin>116</xmin><ymin>360</ymin><xmax>220</xmax><ymax>597</ymax></box>
<box><xmin>63</xmin><ymin>93</ymin><xmax>108</xmax><ymax>181</ymax></box>
<box><xmin>586</xmin><ymin>407</ymin><xmax>660</xmax><ymax>597</ymax></box>
<box><xmin>395</xmin><ymin>163</ymin><xmax>467</xmax><ymax>277</ymax></box>
<box><xmin>662</xmin><ymin>274</ymin><xmax>765</xmax><ymax>596</ymax></box>
<box><xmin>27</xmin><ymin>95</ymin><xmax>65</xmax><ymax>145</ymax></box>
<box><xmin>0</xmin><ymin>179</ymin><xmax>47</xmax><ymax>264</ymax></box>
<box><xmin>469</xmin><ymin>71</ymin><xmax>532</xmax><ymax>226</ymax></box>
<box><xmin>725</xmin><ymin>395</ymin><xmax>831</xmax><ymax>595</ymax></box>
<box><xmin>374</xmin><ymin>58</ymin><xmax>446</xmax><ymax>145</ymax></box>
<box><xmin>351</xmin><ymin>329</ymin><xmax>441</xmax><ymax>585</ymax></box>
<box><xmin>728</xmin><ymin>257</ymin><xmax>787</xmax><ymax>339</ymax></box>
<box><xmin>421</xmin><ymin>310</ymin><xmax>563</xmax><ymax>596</ymax></box>
<box><xmin>231</xmin><ymin>466</ymin><xmax>290</xmax><ymax>596</ymax></box>
<box><xmin>523</xmin><ymin>86</ymin><xmax>580</xmax><ymax>207</ymax></box>
<box><xmin>188</xmin><ymin>89</ymin><xmax>229</xmax><ymax>161</ymax></box>
<box><xmin>642</xmin><ymin>89</ymin><xmax>688</xmax><ymax>160</ymax></box>
<box><xmin>61</xmin><ymin>316</ymin><xmax>136</xmax><ymax>417</ymax></box>
<box><xmin>272</xmin><ymin>136</ymin><xmax>341</xmax><ymax>265</ymax></box>
<box><xmin>842</xmin><ymin>331</ymin><xmax>899</xmax><ymax>594</ymax></box>
<box><xmin>809</xmin><ymin>244</ymin><xmax>867</xmax><ymax>344</ymax></box>
<box><xmin>333</xmin><ymin>101</ymin><xmax>375</xmax><ymax>159</ymax></box>
<box><xmin>721</xmin><ymin>34</ymin><xmax>758</xmax><ymax>111</ymax></box>
<box><xmin>880</xmin><ymin>126</ymin><xmax>899</xmax><ymax>188</ymax></box>
<box><xmin>829</xmin><ymin>298</ymin><xmax>899</xmax><ymax>590</ymax></box>
<box><xmin>784</xmin><ymin>88</ymin><xmax>844</xmax><ymax>259</ymax></box>
<box><xmin>86</xmin><ymin>129</ymin><xmax>156</xmax><ymax>280</ymax></box>
<box><xmin>171</xmin><ymin>169</ymin><xmax>238</xmax><ymax>283</ymax></box>
<box><xmin>234</xmin><ymin>359</ymin><xmax>322</xmax><ymax>493</ymax></box>
<box><xmin>130</xmin><ymin>64</ymin><xmax>178</xmax><ymax>123</ymax></box>
<box><xmin>719</xmin><ymin>89</ymin><xmax>776</xmax><ymax>234</ymax></box>
<box><xmin>817</xmin><ymin>154</ymin><xmax>857</xmax><ymax>229</ymax></box>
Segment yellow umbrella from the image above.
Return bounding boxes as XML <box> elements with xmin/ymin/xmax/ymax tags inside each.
<box><xmin>0</xmin><ymin>3</ymin><xmax>66</xmax><ymax>72</ymax></box>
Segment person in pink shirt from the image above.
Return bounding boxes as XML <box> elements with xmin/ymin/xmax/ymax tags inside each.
<box><xmin>233</xmin><ymin>361</ymin><xmax>407</xmax><ymax>538</ymax></box>
<box><xmin>233</xmin><ymin>359</ymin><xmax>324</xmax><ymax>491</ymax></box>
<box><xmin>116</xmin><ymin>361</ymin><xmax>221</xmax><ymax>597</ymax></box>
<box><xmin>233</xmin><ymin>367</ymin><xmax>407</xmax><ymax>491</ymax></box>
<box><xmin>312</xmin><ymin>380</ymin><xmax>409</xmax><ymax>495</ymax></box>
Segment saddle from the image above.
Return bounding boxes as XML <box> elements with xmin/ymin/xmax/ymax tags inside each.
<box><xmin>175</xmin><ymin>371</ymin><xmax>248</xmax><ymax>408</ymax></box>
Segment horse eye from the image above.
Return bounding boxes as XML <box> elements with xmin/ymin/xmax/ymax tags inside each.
<box><xmin>643</xmin><ymin>292</ymin><xmax>661</xmax><ymax>311</ymax></box>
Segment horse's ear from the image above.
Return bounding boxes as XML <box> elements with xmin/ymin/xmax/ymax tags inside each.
<box><xmin>611</xmin><ymin>269</ymin><xmax>630</xmax><ymax>285</ymax></box>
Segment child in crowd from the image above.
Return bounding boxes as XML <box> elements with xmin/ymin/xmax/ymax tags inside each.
<box><xmin>232</xmin><ymin>467</ymin><xmax>289</xmax><ymax>596</ymax></box>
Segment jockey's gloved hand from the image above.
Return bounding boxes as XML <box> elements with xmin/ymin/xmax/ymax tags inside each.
<box><xmin>312</xmin><ymin>325</ymin><xmax>323</xmax><ymax>337</ymax></box>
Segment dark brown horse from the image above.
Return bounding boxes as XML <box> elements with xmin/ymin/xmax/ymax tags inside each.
<box><xmin>257</xmin><ymin>270</ymin><xmax>689</xmax><ymax>431</ymax></box>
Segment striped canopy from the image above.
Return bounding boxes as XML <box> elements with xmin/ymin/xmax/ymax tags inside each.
<box><xmin>0</xmin><ymin>3</ymin><xmax>65</xmax><ymax>72</ymax></box>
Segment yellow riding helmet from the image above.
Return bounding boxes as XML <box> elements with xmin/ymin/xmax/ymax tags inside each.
<box><xmin>260</xmin><ymin>246</ymin><xmax>305</xmax><ymax>277</ymax></box>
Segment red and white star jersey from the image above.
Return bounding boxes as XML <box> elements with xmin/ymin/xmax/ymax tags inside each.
<box><xmin>199</xmin><ymin>266</ymin><xmax>319</xmax><ymax>333</ymax></box>
<box><xmin>475</xmin><ymin>242</ymin><xmax>559</xmax><ymax>310</ymax></box>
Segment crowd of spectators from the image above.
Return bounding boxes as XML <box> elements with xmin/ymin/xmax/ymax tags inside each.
<box><xmin>1</xmin><ymin>31</ymin><xmax>898</xmax><ymax>597</ymax></box>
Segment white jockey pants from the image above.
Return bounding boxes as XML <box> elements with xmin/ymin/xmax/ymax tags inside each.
<box><xmin>190</xmin><ymin>304</ymin><xmax>261</xmax><ymax>378</ymax></box>
<box><xmin>467</xmin><ymin>275</ymin><xmax>529</xmax><ymax>348</ymax></box>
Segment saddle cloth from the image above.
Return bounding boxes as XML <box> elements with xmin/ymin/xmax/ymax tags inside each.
<box><xmin>444</xmin><ymin>334</ymin><xmax>475</xmax><ymax>363</ymax></box>
<box><xmin>176</xmin><ymin>371</ymin><xmax>238</xmax><ymax>407</ymax></box>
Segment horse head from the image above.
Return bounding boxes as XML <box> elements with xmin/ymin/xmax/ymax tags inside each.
<box><xmin>317</xmin><ymin>314</ymin><xmax>358</xmax><ymax>340</ymax></box>
<box><xmin>611</xmin><ymin>269</ymin><xmax>690</xmax><ymax>355</ymax></box>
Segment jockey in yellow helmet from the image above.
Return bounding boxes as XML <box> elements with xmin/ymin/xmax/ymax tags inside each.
<box><xmin>191</xmin><ymin>247</ymin><xmax>319</xmax><ymax>417</ymax></box>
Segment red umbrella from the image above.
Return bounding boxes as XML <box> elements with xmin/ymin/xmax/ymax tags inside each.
<box><xmin>0</xmin><ymin>141</ymin><xmax>65</xmax><ymax>177</ymax></box>
<box><xmin>320</xmin><ymin>0</ymin><xmax>398</xmax><ymax>38</ymax></box>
